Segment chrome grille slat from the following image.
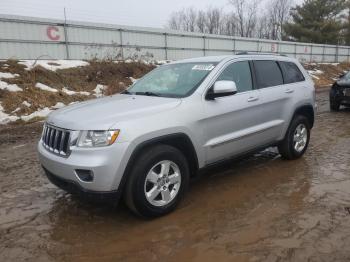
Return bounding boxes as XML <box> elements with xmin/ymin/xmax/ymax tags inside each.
<box><xmin>43</xmin><ymin>126</ymin><xmax>47</xmax><ymax>144</ymax></box>
<box><xmin>60</xmin><ymin>131</ymin><xmax>66</xmax><ymax>153</ymax></box>
<box><xmin>50</xmin><ymin>129</ymin><xmax>56</xmax><ymax>149</ymax></box>
<box><xmin>45</xmin><ymin>126</ymin><xmax>50</xmax><ymax>145</ymax></box>
<box><xmin>42</xmin><ymin>125</ymin><xmax>71</xmax><ymax>157</ymax></box>
<box><xmin>48</xmin><ymin>128</ymin><xmax>53</xmax><ymax>148</ymax></box>
<box><xmin>53</xmin><ymin>130</ymin><xmax>60</xmax><ymax>152</ymax></box>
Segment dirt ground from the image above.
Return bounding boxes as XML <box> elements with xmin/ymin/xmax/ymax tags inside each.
<box><xmin>0</xmin><ymin>91</ymin><xmax>349</xmax><ymax>262</ymax></box>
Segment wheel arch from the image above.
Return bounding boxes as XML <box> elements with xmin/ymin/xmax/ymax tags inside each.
<box><xmin>119</xmin><ymin>133</ymin><xmax>200</xmax><ymax>195</ymax></box>
<box><xmin>292</xmin><ymin>104</ymin><xmax>315</xmax><ymax>128</ymax></box>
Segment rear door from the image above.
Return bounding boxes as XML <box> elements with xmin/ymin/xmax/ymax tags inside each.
<box><xmin>251</xmin><ymin>60</ymin><xmax>289</xmax><ymax>142</ymax></box>
<box><xmin>278</xmin><ymin>61</ymin><xmax>308</xmax><ymax>137</ymax></box>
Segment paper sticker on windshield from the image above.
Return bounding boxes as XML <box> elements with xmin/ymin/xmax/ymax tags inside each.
<box><xmin>192</xmin><ymin>64</ymin><xmax>215</xmax><ymax>71</ymax></box>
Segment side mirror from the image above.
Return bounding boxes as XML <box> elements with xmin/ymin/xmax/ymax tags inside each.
<box><xmin>206</xmin><ymin>80</ymin><xmax>238</xmax><ymax>100</ymax></box>
<box><xmin>339</xmin><ymin>72</ymin><xmax>346</xmax><ymax>79</ymax></box>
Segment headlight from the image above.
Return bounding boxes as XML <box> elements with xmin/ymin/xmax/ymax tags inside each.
<box><xmin>77</xmin><ymin>130</ymin><xmax>120</xmax><ymax>147</ymax></box>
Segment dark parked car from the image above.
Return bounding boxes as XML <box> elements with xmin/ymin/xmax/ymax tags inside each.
<box><xmin>330</xmin><ymin>72</ymin><xmax>350</xmax><ymax>111</ymax></box>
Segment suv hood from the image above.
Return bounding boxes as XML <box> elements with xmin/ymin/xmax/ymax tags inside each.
<box><xmin>336</xmin><ymin>79</ymin><xmax>350</xmax><ymax>88</ymax></box>
<box><xmin>47</xmin><ymin>94</ymin><xmax>182</xmax><ymax>130</ymax></box>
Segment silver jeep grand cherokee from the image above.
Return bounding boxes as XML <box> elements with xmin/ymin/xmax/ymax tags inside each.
<box><xmin>38</xmin><ymin>54</ymin><xmax>316</xmax><ymax>217</ymax></box>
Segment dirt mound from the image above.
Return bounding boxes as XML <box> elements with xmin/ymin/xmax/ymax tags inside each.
<box><xmin>0</xmin><ymin>60</ymin><xmax>155</xmax><ymax>124</ymax></box>
<box><xmin>303</xmin><ymin>62</ymin><xmax>350</xmax><ymax>88</ymax></box>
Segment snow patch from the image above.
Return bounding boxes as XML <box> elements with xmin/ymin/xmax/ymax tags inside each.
<box><xmin>318</xmin><ymin>63</ymin><xmax>339</xmax><ymax>66</ymax></box>
<box><xmin>22</xmin><ymin>101</ymin><xmax>31</xmax><ymax>107</ymax></box>
<box><xmin>308</xmin><ymin>70</ymin><xmax>323</xmax><ymax>75</ymax></box>
<box><xmin>155</xmin><ymin>60</ymin><xmax>171</xmax><ymax>65</ymax></box>
<box><xmin>51</xmin><ymin>102</ymin><xmax>65</xmax><ymax>109</ymax></box>
<box><xmin>93</xmin><ymin>84</ymin><xmax>107</xmax><ymax>97</ymax></box>
<box><xmin>129</xmin><ymin>77</ymin><xmax>138</xmax><ymax>84</ymax></box>
<box><xmin>21</xmin><ymin>107</ymin><xmax>52</xmax><ymax>122</ymax></box>
<box><xmin>19</xmin><ymin>60</ymin><xmax>89</xmax><ymax>72</ymax></box>
<box><xmin>0</xmin><ymin>80</ymin><xmax>23</xmax><ymax>92</ymax></box>
<box><xmin>62</xmin><ymin>87</ymin><xmax>90</xmax><ymax>96</ymax></box>
<box><xmin>0</xmin><ymin>103</ymin><xmax>19</xmax><ymax>124</ymax></box>
<box><xmin>4</xmin><ymin>101</ymin><xmax>72</xmax><ymax>123</ymax></box>
<box><xmin>0</xmin><ymin>72</ymin><xmax>19</xmax><ymax>79</ymax></box>
<box><xmin>308</xmin><ymin>69</ymin><xmax>324</xmax><ymax>80</ymax></box>
<box><xmin>35</xmin><ymin>82</ymin><xmax>58</xmax><ymax>92</ymax></box>
<box><xmin>11</xmin><ymin>107</ymin><xmax>21</xmax><ymax>113</ymax></box>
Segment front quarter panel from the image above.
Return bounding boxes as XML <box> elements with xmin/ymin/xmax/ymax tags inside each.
<box><xmin>109</xmin><ymin>95</ymin><xmax>206</xmax><ymax>190</ymax></box>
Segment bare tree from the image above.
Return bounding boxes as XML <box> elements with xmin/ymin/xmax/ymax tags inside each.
<box><xmin>196</xmin><ymin>10</ymin><xmax>207</xmax><ymax>33</ymax></box>
<box><xmin>221</xmin><ymin>12</ymin><xmax>237</xmax><ymax>36</ymax></box>
<box><xmin>229</xmin><ymin>0</ymin><xmax>259</xmax><ymax>37</ymax></box>
<box><xmin>266</xmin><ymin>0</ymin><xmax>293</xmax><ymax>40</ymax></box>
<box><xmin>186</xmin><ymin>7</ymin><xmax>197</xmax><ymax>32</ymax></box>
<box><xmin>168</xmin><ymin>11</ymin><xmax>183</xmax><ymax>30</ymax></box>
<box><xmin>256</xmin><ymin>15</ymin><xmax>271</xmax><ymax>39</ymax></box>
<box><xmin>168</xmin><ymin>8</ymin><xmax>199</xmax><ymax>32</ymax></box>
<box><xmin>205</xmin><ymin>7</ymin><xmax>223</xmax><ymax>34</ymax></box>
<box><xmin>166</xmin><ymin>0</ymin><xmax>293</xmax><ymax>40</ymax></box>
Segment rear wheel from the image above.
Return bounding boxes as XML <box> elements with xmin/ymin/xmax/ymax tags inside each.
<box><xmin>124</xmin><ymin>144</ymin><xmax>189</xmax><ymax>218</ymax></box>
<box><xmin>278</xmin><ymin>115</ymin><xmax>311</xmax><ymax>160</ymax></box>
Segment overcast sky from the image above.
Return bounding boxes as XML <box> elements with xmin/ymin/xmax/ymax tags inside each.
<box><xmin>0</xmin><ymin>0</ymin><xmax>303</xmax><ymax>28</ymax></box>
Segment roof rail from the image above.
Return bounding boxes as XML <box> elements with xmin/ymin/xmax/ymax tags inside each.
<box><xmin>236</xmin><ymin>52</ymin><xmax>288</xmax><ymax>57</ymax></box>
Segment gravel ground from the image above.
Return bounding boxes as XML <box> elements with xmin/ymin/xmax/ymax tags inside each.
<box><xmin>0</xmin><ymin>91</ymin><xmax>350</xmax><ymax>262</ymax></box>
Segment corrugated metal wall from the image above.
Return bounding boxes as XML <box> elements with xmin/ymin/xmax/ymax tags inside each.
<box><xmin>0</xmin><ymin>14</ymin><xmax>349</xmax><ymax>63</ymax></box>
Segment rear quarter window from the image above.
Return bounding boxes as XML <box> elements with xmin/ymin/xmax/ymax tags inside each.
<box><xmin>279</xmin><ymin>61</ymin><xmax>305</xmax><ymax>84</ymax></box>
<box><xmin>253</xmin><ymin>60</ymin><xmax>284</xmax><ymax>88</ymax></box>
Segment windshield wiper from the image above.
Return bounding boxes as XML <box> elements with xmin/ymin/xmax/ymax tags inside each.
<box><xmin>134</xmin><ymin>91</ymin><xmax>161</xmax><ymax>97</ymax></box>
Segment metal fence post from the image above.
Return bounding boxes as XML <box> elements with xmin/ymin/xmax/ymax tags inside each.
<box><xmin>294</xmin><ymin>43</ymin><xmax>297</xmax><ymax>59</ymax></box>
<box><xmin>63</xmin><ymin>8</ymin><xmax>70</xmax><ymax>59</ymax></box>
<box><xmin>164</xmin><ymin>33</ymin><xmax>168</xmax><ymax>61</ymax></box>
<box><xmin>336</xmin><ymin>45</ymin><xmax>339</xmax><ymax>63</ymax></box>
<box><xmin>203</xmin><ymin>36</ymin><xmax>206</xmax><ymax>56</ymax></box>
<box><xmin>119</xmin><ymin>28</ymin><xmax>124</xmax><ymax>60</ymax></box>
<box><xmin>233</xmin><ymin>38</ymin><xmax>236</xmax><ymax>54</ymax></box>
<box><xmin>322</xmin><ymin>45</ymin><xmax>325</xmax><ymax>63</ymax></box>
<box><xmin>310</xmin><ymin>45</ymin><xmax>313</xmax><ymax>63</ymax></box>
<box><xmin>63</xmin><ymin>24</ymin><xmax>70</xmax><ymax>59</ymax></box>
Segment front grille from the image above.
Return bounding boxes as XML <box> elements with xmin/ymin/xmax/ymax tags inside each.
<box><xmin>42</xmin><ymin>125</ymin><xmax>71</xmax><ymax>156</ymax></box>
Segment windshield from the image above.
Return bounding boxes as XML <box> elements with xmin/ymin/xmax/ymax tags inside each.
<box><xmin>126</xmin><ymin>62</ymin><xmax>217</xmax><ymax>98</ymax></box>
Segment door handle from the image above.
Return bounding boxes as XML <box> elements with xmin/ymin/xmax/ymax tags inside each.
<box><xmin>285</xmin><ymin>89</ymin><xmax>294</xmax><ymax>94</ymax></box>
<box><xmin>247</xmin><ymin>97</ymin><xmax>259</xmax><ymax>102</ymax></box>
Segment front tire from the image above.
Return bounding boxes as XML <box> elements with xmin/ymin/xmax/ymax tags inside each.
<box><xmin>124</xmin><ymin>144</ymin><xmax>189</xmax><ymax>218</ymax></box>
<box><xmin>278</xmin><ymin>115</ymin><xmax>311</xmax><ymax>160</ymax></box>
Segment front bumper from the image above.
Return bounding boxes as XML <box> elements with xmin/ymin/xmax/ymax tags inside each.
<box><xmin>38</xmin><ymin>140</ymin><xmax>131</xmax><ymax>192</ymax></box>
<box><xmin>43</xmin><ymin>167</ymin><xmax>119</xmax><ymax>201</ymax></box>
<box><xmin>330</xmin><ymin>88</ymin><xmax>350</xmax><ymax>105</ymax></box>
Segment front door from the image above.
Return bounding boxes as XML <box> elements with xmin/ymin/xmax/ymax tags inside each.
<box><xmin>203</xmin><ymin>60</ymin><xmax>264</xmax><ymax>164</ymax></box>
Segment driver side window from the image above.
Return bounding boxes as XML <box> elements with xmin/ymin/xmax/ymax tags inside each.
<box><xmin>217</xmin><ymin>61</ymin><xmax>253</xmax><ymax>93</ymax></box>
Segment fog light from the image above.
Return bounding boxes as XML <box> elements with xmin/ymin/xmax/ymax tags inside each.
<box><xmin>75</xmin><ymin>169</ymin><xmax>94</xmax><ymax>182</ymax></box>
